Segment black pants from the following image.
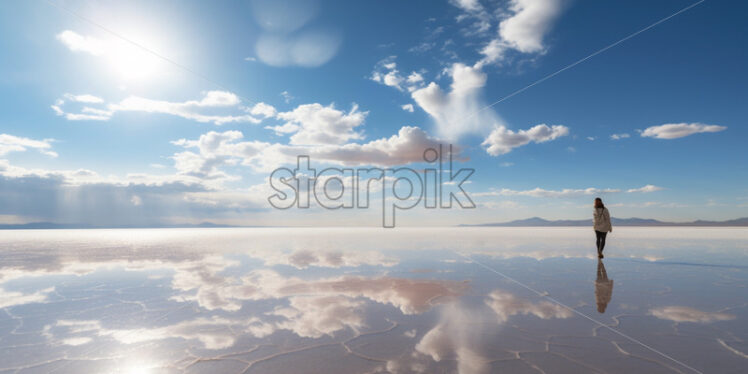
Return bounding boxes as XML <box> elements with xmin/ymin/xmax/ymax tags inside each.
<box><xmin>595</xmin><ymin>230</ymin><xmax>607</xmax><ymax>252</ymax></box>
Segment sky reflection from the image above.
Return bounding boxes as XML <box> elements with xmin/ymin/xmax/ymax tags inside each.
<box><xmin>0</xmin><ymin>227</ymin><xmax>746</xmax><ymax>373</ymax></box>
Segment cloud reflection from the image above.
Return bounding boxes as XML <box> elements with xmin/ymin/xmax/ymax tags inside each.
<box><xmin>270</xmin><ymin>295</ymin><xmax>365</xmax><ymax>338</ymax></box>
<box><xmin>0</xmin><ymin>286</ymin><xmax>54</xmax><ymax>308</ymax></box>
<box><xmin>46</xmin><ymin>316</ymin><xmax>274</xmax><ymax>350</ymax></box>
<box><xmin>484</xmin><ymin>290</ymin><xmax>573</xmax><ymax>323</ymax></box>
<box><xmin>263</xmin><ymin>249</ymin><xmax>398</xmax><ymax>269</ymax></box>
<box><xmin>649</xmin><ymin>306</ymin><xmax>735</xmax><ymax>323</ymax></box>
<box><xmin>2</xmin><ymin>228</ymin><xmax>746</xmax><ymax>373</ymax></box>
<box><xmin>389</xmin><ymin>290</ymin><xmax>574</xmax><ymax>374</ymax></box>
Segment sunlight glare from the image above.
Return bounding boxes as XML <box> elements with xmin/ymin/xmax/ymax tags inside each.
<box><xmin>105</xmin><ymin>40</ymin><xmax>162</xmax><ymax>82</ymax></box>
<box><xmin>123</xmin><ymin>365</ymin><xmax>152</xmax><ymax>374</ymax></box>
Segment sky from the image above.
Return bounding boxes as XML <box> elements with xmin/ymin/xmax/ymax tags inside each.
<box><xmin>0</xmin><ymin>0</ymin><xmax>746</xmax><ymax>227</ymax></box>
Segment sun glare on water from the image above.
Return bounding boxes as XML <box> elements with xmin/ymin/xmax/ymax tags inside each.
<box><xmin>122</xmin><ymin>364</ymin><xmax>152</xmax><ymax>374</ymax></box>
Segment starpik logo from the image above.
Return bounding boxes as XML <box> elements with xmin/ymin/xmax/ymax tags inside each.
<box><xmin>267</xmin><ymin>145</ymin><xmax>475</xmax><ymax>227</ymax></box>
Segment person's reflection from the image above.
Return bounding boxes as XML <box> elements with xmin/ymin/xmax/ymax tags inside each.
<box><xmin>595</xmin><ymin>259</ymin><xmax>613</xmax><ymax>313</ymax></box>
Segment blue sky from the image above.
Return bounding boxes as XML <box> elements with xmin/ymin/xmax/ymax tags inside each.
<box><xmin>0</xmin><ymin>0</ymin><xmax>746</xmax><ymax>226</ymax></box>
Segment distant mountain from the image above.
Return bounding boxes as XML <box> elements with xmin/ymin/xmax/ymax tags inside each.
<box><xmin>690</xmin><ymin>217</ymin><xmax>748</xmax><ymax>226</ymax></box>
<box><xmin>460</xmin><ymin>217</ymin><xmax>748</xmax><ymax>227</ymax></box>
<box><xmin>0</xmin><ymin>222</ymin><xmax>241</xmax><ymax>230</ymax></box>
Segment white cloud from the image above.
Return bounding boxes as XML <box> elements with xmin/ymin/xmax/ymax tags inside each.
<box><xmin>451</xmin><ymin>0</ymin><xmax>492</xmax><ymax>36</ymax></box>
<box><xmin>276</xmin><ymin>103</ymin><xmax>367</xmax><ymax>145</ymax></box>
<box><xmin>372</xmin><ymin>60</ymin><xmax>506</xmax><ymax>142</ymax></box>
<box><xmin>130</xmin><ymin>195</ymin><xmax>143</xmax><ymax>206</ymax></box>
<box><xmin>412</xmin><ymin>63</ymin><xmax>501</xmax><ymax>140</ymax></box>
<box><xmin>370</xmin><ymin>57</ymin><xmax>403</xmax><ymax>90</ymax></box>
<box><xmin>474</xmin><ymin>186</ymin><xmax>620</xmax><ymax>198</ymax></box>
<box><xmin>112</xmin><ymin>91</ymin><xmax>260</xmax><ymax>125</ymax></box>
<box><xmin>474</xmin><ymin>184</ymin><xmax>662</xmax><ymax>198</ymax></box>
<box><xmin>384</xmin><ymin>73</ymin><xmax>405</xmax><ymax>90</ymax></box>
<box><xmin>650</xmin><ymin>306</ymin><xmax>735</xmax><ymax>323</ymax></box>
<box><xmin>170</xmin><ymin>125</ymin><xmax>450</xmax><ymax>174</ymax></box>
<box><xmin>608</xmin><ymin>201</ymin><xmax>687</xmax><ymax>209</ymax></box>
<box><xmin>481</xmin><ymin>123</ymin><xmax>568</xmax><ymax>156</ymax></box>
<box><xmin>370</xmin><ymin>56</ymin><xmax>425</xmax><ymax>93</ymax></box>
<box><xmin>280</xmin><ymin>90</ymin><xmax>294</xmax><ymax>103</ymax></box>
<box><xmin>498</xmin><ymin>0</ymin><xmax>564</xmax><ymax>53</ymax></box>
<box><xmin>305</xmin><ymin>126</ymin><xmax>453</xmax><ymax>167</ymax></box>
<box><xmin>264</xmin><ymin>122</ymin><xmax>300</xmax><ymax>136</ymax></box>
<box><xmin>56</xmin><ymin>30</ymin><xmax>106</xmax><ymax>55</ymax></box>
<box><xmin>376</xmin><ymin>1</ymin><xmax>567</xmax><ymax>142</ymax></box>
<box><xmin>171</xmin><ymin>130</ymin><xmax>269</xmax><ymax>179</ymax></box>
<box><xmin>477</xmin><ymin>39</ymin><xmax>506</xmax><ymax>66</ymax></box>
<box><xmin>249</xmin><ymin>102</ymin><xmax>277</xmax><ymax>118</ymax></box>
<box><xmin>626</xmin><ymin>184</ymin><xmax>663</xmax><ymax>193</ymax></box>
<box><xmin>450</xmin><ymin>0</ymin><xmax>484</xmax><ymax>13</ymax></box>
<box><xmin>0</xmin><ymin>134</ymin><xmax>58</xmax><ymax>157</ymax></box>
<box><xmin>2</xmin><ymin>125</ymin><xmax>452</xmax><ymax>226</ymax></box>
<box><xmin>475</xmin><ymin>0</ymin><xmax>564</xmax><ymax>66</ymax></box>
<box><xmin>53</xmin><ymin>91</ymin><xmax>262</xmax><ymax>125</ymax></box>
<box><xmin>409</xmin><ymin>41</ymin><xmax>437</xmax><ymax>54</ymax></box>
<box><xmin>407</xmin><ymin>72</ymin><xmax>424</xmax><ymax>84</ymax></box>
<box><xmin>51</xmin><ymin>96</ymin><xmax>112</xmax><ymax>121</ymax></box>
<box><xmin>401</xmin><ymin>104</ymin><xmax>415</xmax><ymax>112</ymax></box>
<box><xmin>63</xmin><ymin>93</ymin><xmax>104</xmax><ymax>104</ymax></box>
<box><xmin>641</xmin><ymin>123</ymin><xmax>727</xmax><ymax>139</ymax></box>
<box><xmin>170</xmin><ymin>151</ymin><xmax>232</xmax><ymax>180</ymax></box>
<box><xmin>610</xmin><ymin>133</ymin><xmax>630</xmax><ymax>140</ymax></box>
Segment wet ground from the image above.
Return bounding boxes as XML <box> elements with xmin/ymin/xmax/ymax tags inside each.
<box><xmin>0</xmin><ymin>227</ymin><xmax>746</xmax><ymax>373</ymax></box>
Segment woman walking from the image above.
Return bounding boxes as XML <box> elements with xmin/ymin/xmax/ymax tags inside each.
<box><xmin>593</xmin><ymin>197</ymin><xmax>612</xmax><ymax>258</ymax></box>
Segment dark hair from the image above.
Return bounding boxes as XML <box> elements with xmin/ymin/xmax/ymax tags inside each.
<box><xmin>594</xmin><ymin>197</ymin><xmax>604</xmax><ymax>209</ymax></box>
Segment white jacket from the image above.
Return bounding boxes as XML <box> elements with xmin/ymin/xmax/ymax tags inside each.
<box><xmin>593</xmin><ymin>207</ymin><xmax>612</xmax><ymax>232</ymax></box>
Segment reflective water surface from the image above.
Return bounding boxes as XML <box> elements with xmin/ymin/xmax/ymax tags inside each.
<box><xmin>0</xmin><ymin>227</ymin><xmax>746</xmax><ymax>373</ymax></box>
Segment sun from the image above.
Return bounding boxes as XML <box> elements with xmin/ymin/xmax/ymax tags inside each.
<box><xmin>104</xmin><ymin>39</ymin><xmax>163</xmax><ymax>82</ymax></box>
<box><xmin>122</xmin><ymin>364</ymin><xmax>152</xmax><ymax>374</ymax></box>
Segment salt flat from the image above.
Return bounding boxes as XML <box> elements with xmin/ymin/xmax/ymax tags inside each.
<box><xmin>0</xmin><ymin>228</ymin><xmax>746</xmax><ymax>373</ymax></box>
